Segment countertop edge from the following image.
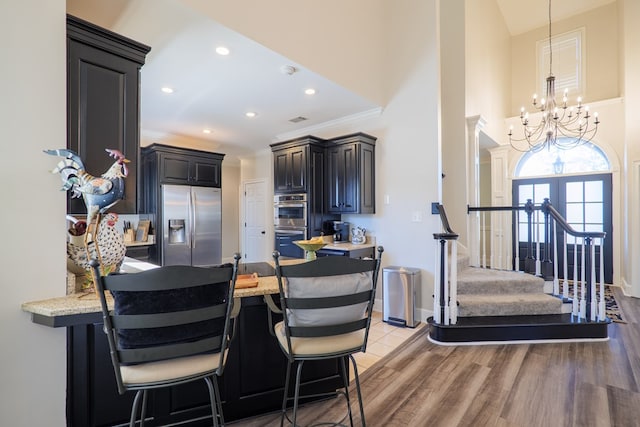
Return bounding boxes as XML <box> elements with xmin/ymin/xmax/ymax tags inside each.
<box><xmin>22</xmin><ymin>276</ymin><xmax>281</xmax><ymax>327</ymax></box>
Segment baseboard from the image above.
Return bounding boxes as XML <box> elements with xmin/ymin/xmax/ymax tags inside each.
<box><xmin>621</xmin><ymin>278</ymin><xmax>634</xmax><ymax>297</ymax></box>
<box><xmin>373</xmin><ymin>298</ymin><xmax>433</xmax><ymax>324</ymax></box>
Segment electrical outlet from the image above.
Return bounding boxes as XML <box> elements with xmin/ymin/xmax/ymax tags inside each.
<box><xmin>412</xmin><ymin>211</ymin><xmax>423</xmax><ymax>222</ymax></box>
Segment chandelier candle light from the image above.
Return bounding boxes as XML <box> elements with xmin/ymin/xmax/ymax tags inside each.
<box><xmin>509</xmin><ymin>0</ymin><xmax>600</xmax><ymax>153</ymax></box>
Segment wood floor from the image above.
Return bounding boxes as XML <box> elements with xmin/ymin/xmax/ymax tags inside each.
<box><xmin>229</xmin><ymin>287</ymin><xmax>640</xmax><ymax>427</ymax></box>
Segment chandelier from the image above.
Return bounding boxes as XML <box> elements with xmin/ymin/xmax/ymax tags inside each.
<box><xmin>508</xmin><ymin>0</ymin><xmax>599</xmax><ymax>153</ymax></box>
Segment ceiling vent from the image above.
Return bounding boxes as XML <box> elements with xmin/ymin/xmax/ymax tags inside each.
<box><xmin>289</xmin><ymin>116</ymin><xmax>308</xmax><ymax>123</ymax></box>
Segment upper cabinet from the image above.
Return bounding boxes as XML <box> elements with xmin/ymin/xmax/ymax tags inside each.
<box><xmin>66</xmin><ymin>15</ymin><xmax>150</xmax><ymax>215</ymax></box>
<box><xmin>271</xmin><ymin>136</ymin><xmax>326</xmax><ymax>194</ymax></box>
<box><xmin>326</xmin><ymin>133</ymin><xmax>376</xmax><ymax>214</ymax></box>
<box><xmin>141</xmin><ymin>144</ymin><xmax>224</xmax><ymax>188</ymax></box>
<box><xmin>271</xmin><ymin>133</ymin><xmax>376</xmax><ymax>215</ymax></box>
<box><xmin>273</xmin><ymin>145</ymin><xmax>307</xmax><ymax>193</ymax></box>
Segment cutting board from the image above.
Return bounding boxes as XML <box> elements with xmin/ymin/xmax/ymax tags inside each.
<box><xmin>236</xmin><ymin>273</ymin><xmax>259</xmax><ymax>289</ymax></box>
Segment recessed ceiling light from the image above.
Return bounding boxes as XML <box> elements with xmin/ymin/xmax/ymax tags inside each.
<box><xmin>161</xmin><ymin>87</ymin><xmax>174</xmax><ymax>94</ymax></box>
<box><xmin>216</xmin><ymin>46</ymin><xmax>230</xmax><ymax>56</ymax></box>
<box><xmin>245</xmin><ymin>111</ymin><xmax>257</xmax><ymax>118</ymax></box>
<box><xmin>202</xmin><ymin>129</ymin><xmax>212</xmax><ymax>134</ymax></box>
<box><xmin>304</xmin><ymin>88</ymin><xmax>316</xmax><ymax>95</ymax></box>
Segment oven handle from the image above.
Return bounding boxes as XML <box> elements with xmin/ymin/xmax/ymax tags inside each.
<box><xmin>275</xmin><ymin>230</ymin><xmax>305</xmax><ymax>235</ymax></box>
<box><xmin>274</xmin><ymin>203</ymin><xmax>306</xmax><ymax>208</ymax></box>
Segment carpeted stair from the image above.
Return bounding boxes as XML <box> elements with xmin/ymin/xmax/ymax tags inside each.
<box><xmin>429</xmin><ymin>253</ymin><xmax>609</xmax><ymax>344</ymax></box>
<box><xmin>457</xmin><ymin>267</ymin><xmax>570</xmax><ymax>317</ymax></box>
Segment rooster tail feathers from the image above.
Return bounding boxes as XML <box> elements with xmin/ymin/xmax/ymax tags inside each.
<box><xmin>51</xmin><ymin>158</ymin><xmax>82</xmax><ymax>186</ymax></box>
<box><xmin>44</xmin><ymin>149</ymin><xmax>85</xmax><ymax>170</ymax></box>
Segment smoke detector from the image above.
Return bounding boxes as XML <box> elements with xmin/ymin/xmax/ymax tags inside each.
<box><xmin>289</xmin><ymin>116</ymin><xmax>308</xmax><ymax>123</ymax></box>
<box><xmin>280</xmin><ymin>65</ymin><xmax>298</xmax><ymax>75</ymax></box>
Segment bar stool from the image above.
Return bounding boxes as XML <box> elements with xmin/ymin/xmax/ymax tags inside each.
<box><xmin>271</xmin><ymin>247</ymin><xmax>383</xmax><ymax>426</ymax></box>
<box><xmin>89</xmin><ymin>253</ymin><xmax>240</xmax><ymax>427</ymax></box>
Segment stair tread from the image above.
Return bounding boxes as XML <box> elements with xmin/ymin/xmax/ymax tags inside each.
<box><xmin>458</xmin><ymin>293</ymin><xmax>563</xmax><ymax>317</ymax></box>
<box><xmin>457</xmin><ymin>267</ymin><xmax>545</xmax><ymax>295</ymax></box>
<box><xmin>458</xmin><ymin>293</ymin><xmax>561</xmax><ymax>303</ymax></box>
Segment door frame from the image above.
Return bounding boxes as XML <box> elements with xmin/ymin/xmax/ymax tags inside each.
<box><xmin>512</xmin><ymin>173</ymin><xmax>613</xmax><ymax>283</ymax></box>
<box><xmin>241</xmin><ymin>179</ymin><xmax>270</xmax><ymax>262</ymax></box>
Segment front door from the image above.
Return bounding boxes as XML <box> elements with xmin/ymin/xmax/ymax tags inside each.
<box><xmin>513</xmin><ymin>174</ymin><xmax>612</xmax><ymax>283</ymax></box>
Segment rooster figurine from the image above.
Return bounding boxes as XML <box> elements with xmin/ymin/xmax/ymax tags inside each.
<box><xmin>45</xmin><ymin>148</ymin><xmax>130</xmax><ymax>278</ymax></box>
<box><xmin>44</xmin><ymin>148</ymin><xmax>130</xmax><ymax>226</ymax></box>
<box><xmin>67</xmin><ymin>212</ymin><xmax>127</xmax><ymax>272</ymax></box>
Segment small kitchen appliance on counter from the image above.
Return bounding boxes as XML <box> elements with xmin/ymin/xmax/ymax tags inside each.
<box><xmin>332</xmin><ymin>221</ymin><xmax>350</xmax><ymax>243</ymax></box>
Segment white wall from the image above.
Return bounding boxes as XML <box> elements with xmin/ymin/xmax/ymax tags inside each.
<box><xmin>0</xmin><ymin>1</ymin><xmax>67</xmax><ymax>426</ymax></box>
<box><xmin>465</xmin><ymin>0</ymin><xmax>511</xmax><ymax>144</ymax></box>
<box><xmin>221</xmin><ymin>163</ymin><xmax>241</xmax><ymax>261</ymax></box>
<box><xmin>621</xmin><ymin>0</ymin><xmax>640</xmax><ymax>296</ymax></box>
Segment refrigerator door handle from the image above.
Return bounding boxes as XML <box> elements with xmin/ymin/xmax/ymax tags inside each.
<box><xmin>187</xmin><ymin>189</ymin><xmax>193</xmax><ymax>249</ymax></box>
<box><xmin>191</xmin><ymin>190</ymin><xmax>197</xmax><ymax>249</ymax></box>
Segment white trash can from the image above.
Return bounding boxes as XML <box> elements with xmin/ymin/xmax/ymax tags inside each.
<box><xmin>382</xmin><ymin>266</ymin><xmax>420</xmax><ymax>328</ymax></box>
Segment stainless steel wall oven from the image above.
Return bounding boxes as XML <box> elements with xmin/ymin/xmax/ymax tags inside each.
<box><xmin>274</xmin><ymin>194</ymin><xmax>307</xmax><ymax>258</ymax></box>
<box><xmin>274</xmin><ymin>194</ymin><xmax>307</xmax><ymax>228</ymax></box>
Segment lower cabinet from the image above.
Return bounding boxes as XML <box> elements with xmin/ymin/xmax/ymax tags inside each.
<box><xmin>316</xmin><ymin>246</ymin><xmax>375</xmax><ymax>259</ymax></box>
<box><xmin>67</xmin><ymin>296</ymin><xmax>342</xmax><ymax>426</ymax></box>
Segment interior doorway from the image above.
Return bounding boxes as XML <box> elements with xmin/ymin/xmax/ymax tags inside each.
<box><xmin>511</xmin><ymin>141</ymin><xmax>613</xmax><ymax>283</ymax></box>
<box><xmin>242</xmin><ymin>179</ymin><xmax>269</xmax><ymax>262</ymax></box>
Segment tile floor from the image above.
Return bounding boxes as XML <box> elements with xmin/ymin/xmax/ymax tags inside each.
<box><xmin>353</xmin><ymin>311</ymin><xmax>426</xmax><ymax>376</ymax></box>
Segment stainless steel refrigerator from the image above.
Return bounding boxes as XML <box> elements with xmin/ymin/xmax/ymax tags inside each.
<box><xmin>162</xmin><ymin>184</ymin><xmax>222</xmax><ymax>267</ymax></box>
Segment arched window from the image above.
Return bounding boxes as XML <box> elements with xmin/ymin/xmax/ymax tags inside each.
<box><xmin>515</xmin><ymin>140</ymin><xmax>610</xmax><ymax>177</ymax></box>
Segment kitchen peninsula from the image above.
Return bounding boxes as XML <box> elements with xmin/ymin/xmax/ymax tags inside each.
<box><xmin>22</xmin><ymin>259</ymin><xmax>342</xmax><ymax>426</ymax></box>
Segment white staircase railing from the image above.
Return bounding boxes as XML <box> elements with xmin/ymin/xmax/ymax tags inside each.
<box><xmin>433</xmin><ymin>204</ymin><xmax>459</xmax><ymax>325</ymax></box>
<box><xmin>432</xmin><ymin>199</ymin><xmax>608</xmax><ymax>326</ymax></box>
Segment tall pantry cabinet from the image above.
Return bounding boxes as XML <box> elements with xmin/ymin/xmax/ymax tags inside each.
<box><xmin>66</xmin><ymin>15</ymin><xmax>150</xmax><ymax>215</ymax></box>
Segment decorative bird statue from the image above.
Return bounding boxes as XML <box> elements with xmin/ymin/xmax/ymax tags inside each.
<box><xmin>44</xmin><ymin>148</ymin><xmax>130</xmax><ymax>227</ymax></box>
<box><xmin>45</xmin><ymin>148</ymin><xmax>130</xmax><ymax>281</ymax></box>
<box><xmin>67</xmin><ymin>212</ymin><xmax>127</xmax><ymax>274</ymax></box>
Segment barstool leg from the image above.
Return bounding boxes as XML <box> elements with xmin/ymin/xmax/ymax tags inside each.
<box><xmin>339</xmin><ymin>356</ymin><xmax>354</xmax><ymax>426</ymax></box>
<box><xmin>140</xmin><ymin>389</ymin><xmax>148</xmax><ymax>427</ymax></box>
<box><xmin>292</xmin><ymin>360</ymin><xmax>305</xmax><ymax>427</ymax></box>
<box><xmin>205</xmin><ymin>376</ymin><xmax>223</xmax><ymax>427</ymax></box>
<box><xmin>350</xmin><ymin>355</ymin><xmax>366</xmax><ymax>427</ymax></box>
<box><xmin>129</xmin><ymin>390</ymin><xmax>143</xmax><ymax>427</ymax></box>
<box><xmin>281</xmin><ymin>361</ymin><xmax>292</xmax><ymax>427</ymax></box>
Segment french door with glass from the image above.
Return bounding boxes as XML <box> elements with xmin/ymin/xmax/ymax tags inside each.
<box><xmin>512</xmin><ymin>173</ymin><xmax>612</xmax><ymax>283</ymax></box>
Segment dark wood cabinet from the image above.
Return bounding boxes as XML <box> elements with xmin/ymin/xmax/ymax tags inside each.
<box><xmin>142</xmin><ymin>144</ymin><xmax>223</xmax><ymax>188</ymax></box>
<box><xmin>271</xmin><ymin>136</ymin><xmax>341</xmax><ymax>239</ymax></box>
<box><xmin>272</xmin><ymin>141</ymin><xmax>311</xmax><ymax>193</ymax></box>
<box><xmin>272</xmin><ymin>133</ymin><xmax>376</xmax><ymax>218</ymax></box>
<box><xmin>66</xmin><ymin>295</ymin><xmax>342</xmax><ymax>426</ymax></box>
<box><xmin>326</xmin><ymin>133</ymin><xmax>376</xmax><ymax>214</ymax></box>
<box><xmin>316</xmin><ymin>245</ymin><xmax>375</xmax><ymax>259</ymax></box>
<box><xmin>66</xmin><ymin>15</ymin><xmax>150</xmax><ymax>215</ymax></box>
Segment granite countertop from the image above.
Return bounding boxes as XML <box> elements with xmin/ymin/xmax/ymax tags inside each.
<box><xmin>21</xmin><ymin>275</ymin><xmax>281</xmax><ymax>320</ymax></box>
<box><xmin>322</xmin><ymin>241</ymin><xmax>376</xmax><ymax>251</ymax></box>
<box><xmin>21</xmin><ymin>258</ymin><xmax>303</xmax><ymax>326</ymax></box>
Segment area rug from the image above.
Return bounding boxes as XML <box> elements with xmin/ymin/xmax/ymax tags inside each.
<box><xmin>563</xmin><ymin>283</ymin><xmax>625</xmax><ymax>323</ymax></box>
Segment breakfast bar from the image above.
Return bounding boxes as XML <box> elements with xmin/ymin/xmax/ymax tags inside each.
<box><xmin>22</xmin><ymin>259</ymin><xmax>342</xmax><ymax>426</ymax></box>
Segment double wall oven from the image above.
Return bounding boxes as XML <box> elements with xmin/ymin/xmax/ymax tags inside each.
<box><xmin>274</xmin><ymin>194</ymin><xmax>307</xmax><ymax>258</ymax></box>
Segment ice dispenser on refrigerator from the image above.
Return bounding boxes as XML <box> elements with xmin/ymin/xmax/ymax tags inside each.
<box><xmin>168</xmin><ymin>219</ymin><xmax>186</xmax><ymax>243</ymax></box>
